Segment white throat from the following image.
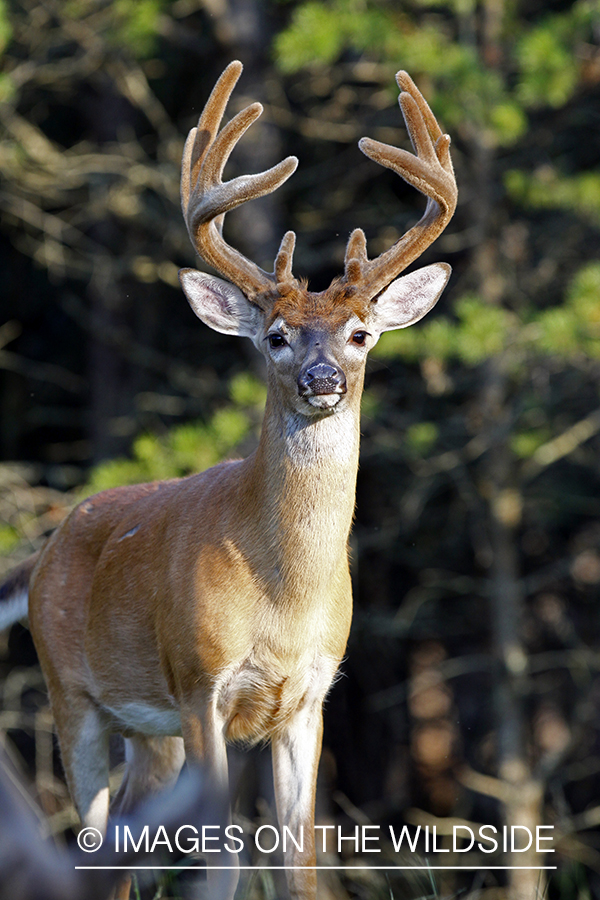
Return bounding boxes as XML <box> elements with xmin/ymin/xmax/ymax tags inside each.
<box><xmin>280</xmin><ymin>405</ymin><xmax>360</xmax><ymax>469</ymax></box>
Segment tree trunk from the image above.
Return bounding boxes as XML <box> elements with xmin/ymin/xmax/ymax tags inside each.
<box><xmin>485</xmin><ymin>368</ymin><xmax>546</xmax><ymax>900</ymax></box>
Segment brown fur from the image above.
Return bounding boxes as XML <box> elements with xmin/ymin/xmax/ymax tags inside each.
<box><xmin>26</xmin><ymin>355</ymin><xmax>358</xmax><ymax>900</ymax></box>
<box><xmin>266</xmin><ymin>280</ymin><xmax>370</xmax><ymax>329</ymax></box>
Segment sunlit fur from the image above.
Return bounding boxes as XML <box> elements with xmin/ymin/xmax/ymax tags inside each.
<box><xmin>266</xmin><ymin>280</ymin><xmax>371</xmax><ymax>329</ymax></box>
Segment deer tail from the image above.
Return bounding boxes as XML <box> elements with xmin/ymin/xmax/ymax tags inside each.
<box><xmin>0</xmin><ymin>553</ymin><xmax>40</xmax><ymax>631</ymax></box>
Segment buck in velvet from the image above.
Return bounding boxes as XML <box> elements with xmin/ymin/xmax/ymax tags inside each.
<box><xmin>0</xmin><ymin>61</ymin><xmax>457</xmax><ymax>900</ymax></box>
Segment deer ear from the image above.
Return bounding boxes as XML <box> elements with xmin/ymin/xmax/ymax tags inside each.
<box><xmin>372</xmin><ymin>263</ymin><xmax>451</xmax><ymax>333</ymax></box>
<box><xmin>179</xmin><ymin>269</ymin><xmax>262</xmax><ymax>338</ymax></box>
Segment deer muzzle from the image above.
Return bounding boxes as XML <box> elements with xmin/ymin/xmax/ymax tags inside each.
<box><xmin>298</xmin><ymin>362</ymin><xmax>347</xmax><ymax>397</ymax></box>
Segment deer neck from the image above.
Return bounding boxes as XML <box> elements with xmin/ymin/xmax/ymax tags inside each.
<box><xmin>247</xmin><ymin>390</ymin><xmax>361</xmax><ymax>596</ymax></box>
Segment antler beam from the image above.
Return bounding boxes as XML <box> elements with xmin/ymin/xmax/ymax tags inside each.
<box><xmin>343</xmin><ymin>71</ymin><xmax>457</xmax><ymax>301</ymax></box>
<box><xmin>181</xmin><ymin>61</ymin><xmax>299</xmax><ymax>306</ymax></box>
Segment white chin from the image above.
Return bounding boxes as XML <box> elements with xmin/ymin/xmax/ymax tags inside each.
<box><xmin>307</xmin><ymin>394</ymin><xmax>341</xmax><ymax>410</ymax></box>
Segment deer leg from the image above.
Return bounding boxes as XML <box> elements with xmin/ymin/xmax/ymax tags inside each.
<box><xmin>52</xmin><ymin>698</ymin><xmax>132</xmax><ymax>900</ymax></box>
<box><xmin>272</xmin><ymin>703</ymin><xmax>324</xmax><ymax>900</ymax></box>
<box><xmin>106</xmin><ymin>735</ymin><xmax>186</xmax><ymax>900</ymax></box>
<box><xmin>113</xmin><ymin>735</ymin><xmax>185</xmax><ymax>815</ymax></box>
<box><xmin>182</xmin><ymin>697</ymin><xmax>240</xmax><ymax>900</ymax></box>
<box><xmin>52</xmin><ymin>697</ymin><xmax>111</xmax><ymax>834</ymax></box>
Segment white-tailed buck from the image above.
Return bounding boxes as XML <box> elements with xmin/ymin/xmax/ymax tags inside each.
<box><xmin>0</xmin><ymin>62</ymin><xmax>456</xmax><ymax>900</ymax></box>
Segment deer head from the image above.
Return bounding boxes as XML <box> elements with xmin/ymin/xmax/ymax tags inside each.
<box><xmin>179</xmin><ymin>61</ymin><xmax>457</xmax><ymax>418</ymax></box>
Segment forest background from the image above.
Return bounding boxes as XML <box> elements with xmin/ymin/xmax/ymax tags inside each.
<box><xmin>1</xmin><ymin>0</ymin><xmax>600</xmax><ymax>898</ymax></box>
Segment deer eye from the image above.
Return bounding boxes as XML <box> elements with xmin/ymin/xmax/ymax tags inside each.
<box><xmin>268</xmin><ymin>333</ymin><xmax>287</xmax><ymax>349</ymax></box>
<box><xmin>351</xmin><ymin>331</ymin><xmax>369</xmax><ymax>346</ymax></box>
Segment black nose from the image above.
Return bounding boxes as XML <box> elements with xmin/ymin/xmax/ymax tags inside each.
<box><xmin>298</xmin><ymin>363</ymin><xmax>347</xmax><ymax>396</ymax></box>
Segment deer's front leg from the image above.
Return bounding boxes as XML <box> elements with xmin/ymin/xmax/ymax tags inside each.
<box><xmin>272</xmin><ymin>702</ymin><xmax>324</xmax><ymax>900</ymax></box>
<box><xmin>181</xmin><ymin>697</ymin><xmax>240</xmax><ymax>900</ymax></box>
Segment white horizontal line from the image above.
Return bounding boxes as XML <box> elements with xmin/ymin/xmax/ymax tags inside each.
<box><xmin>75</xmin><ymin>865</ymin><xmax>558</xmax><ymax>871</ymax></box>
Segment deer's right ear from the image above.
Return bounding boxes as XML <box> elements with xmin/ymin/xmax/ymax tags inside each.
<box><xmin>179</xmin><ymin>269</ymin><xmax>262</xmax><ymax>339</ymax></box>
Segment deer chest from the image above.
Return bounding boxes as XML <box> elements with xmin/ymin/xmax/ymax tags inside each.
<box><xmin>215</xmin><ymin>653</ymin><xmax>339</xmax><ymax>745</ymax></box>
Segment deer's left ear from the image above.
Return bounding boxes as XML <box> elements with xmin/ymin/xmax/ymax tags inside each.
<box><xmin>179</xmin><ymin>268</ymin><xmax>263</xmax><ymax>339</ymax></box>
<box><xmin>372</xmin><ymin>263</ymin><xmax>451</xmax><ymax>333</ymax></box>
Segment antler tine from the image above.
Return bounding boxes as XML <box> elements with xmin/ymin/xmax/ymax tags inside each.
<box><xmin>344</xmin><ymin>70</ymin><xmax>457</xmax><ymax>300</ymax></box>
<box><xmin>274</xmin><ymin>231</ymin><xmax>297</xmax><ymax>289</ymax></box>
<box><xmin>181</xmin><ymin>61</ymin><xmax>299</xmax><ymax>307</ymax></box>
<box><xmin>396</xmin><ymin>70</ymin><xmax>444</xmax><ymax>149</ymax></box>
<box><xmin>180</xmin><ymin>61</ymin><xmax>242</xmax><ymax>216</ymax></box>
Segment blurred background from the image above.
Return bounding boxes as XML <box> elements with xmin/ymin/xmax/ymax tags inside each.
<box><xmin>1</xmin><ymin>0</ymin><xmax>600</xmax><ymax>897</ymax></box>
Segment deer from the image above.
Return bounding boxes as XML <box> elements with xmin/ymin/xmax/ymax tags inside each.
<box><xmin>0</xmin><ymin>61</ymin><xmax>457</xmax><ymax>900</ymax></box>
